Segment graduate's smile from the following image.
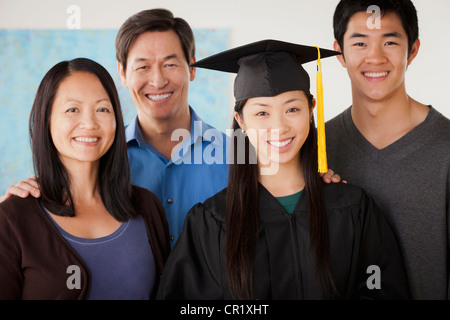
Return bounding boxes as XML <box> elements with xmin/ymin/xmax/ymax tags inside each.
<box><xmin>236</xmin><ymin>91</ymin><xmax>311</xmax><ymax>171</ymax></box>
<box><xmin>267</xmin><ymin>137</ymin><xmax>294</xmax><ymax>152</ymax></box>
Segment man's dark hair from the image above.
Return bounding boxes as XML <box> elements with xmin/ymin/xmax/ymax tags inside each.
<box><xmin>333</xmin><ymin>0</ymin><xmax>419</xmax><ymax>55</ymax></box>
<box><xmin>115</xmin><ymin>8</ymin><xmax>195</xmax><ymax>74</ymax></box>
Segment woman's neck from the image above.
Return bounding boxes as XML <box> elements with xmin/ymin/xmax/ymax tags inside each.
<box><xmin>258</xmin><ymin>159</ymin><xmax>304</xmax><ymax>197</ymax></box>
<box><xmin>64</xmin><ymin>161</ymin><xmax>101</xmax><ymax>202</ymax></box>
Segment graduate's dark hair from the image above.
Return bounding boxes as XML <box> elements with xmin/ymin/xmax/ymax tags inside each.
<box><xmin>29</xmin><ymin>58</ymin><xmax>138</xmax><ymax>221</ymax></box>
<box><xmin>333</xmin><ymin>0</ymin><xmax>419</xmax><ymax>55</ymax></box>
<box><xmin>226</xmin><ymin>92</ymin><xmax>337</xmax><ymax>299</ymax></box>
<box><xmin>115</xmin><ymin>8</ymin><xmax>195</xmax><ymax>74</ymax></box>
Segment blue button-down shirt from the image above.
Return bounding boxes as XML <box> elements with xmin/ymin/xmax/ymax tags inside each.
<box><xmin>125</xmin><ymin>107</ymin><xmax>229</xmax><ymax>246</ymax></box>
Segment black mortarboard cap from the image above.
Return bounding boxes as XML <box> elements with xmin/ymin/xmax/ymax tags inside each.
<box><xmin>192</xmin><ymin>39</ymin><xmax>341</xmax><ymax>173</ymax></box>
<box><xmin>191</xmin><ymin>39</ymin><xmax>340</xmax><ymax>102</ymax></box>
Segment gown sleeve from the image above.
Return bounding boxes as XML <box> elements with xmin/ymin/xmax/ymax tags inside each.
<box><xmin>348</xmin><ymin>190</ymin><xmax>411</xmax><ymax>299</ymax></box>
<box><xmin>156</xmin><ymin>203</ymin><xmax>225</xmax><ymax>300</ymax></box>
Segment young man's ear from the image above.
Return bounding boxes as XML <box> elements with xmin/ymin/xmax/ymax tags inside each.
<box><xmin>333</xmin><ymin>40</ymin><xmax>346</xmax><ymax>68</ymax></box>
<box><xmin>407</xmin><ymin>39</ymin><xmax>421</xmax><ymax>67</ymax></box>
<box><xmin>118</xmin><ymin>61</ymin><xmax>128</xmax><ymax>88</ymax></box>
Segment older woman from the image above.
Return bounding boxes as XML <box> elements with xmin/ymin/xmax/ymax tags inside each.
<box><xmin>0</xmin><ymin>58</ymin><xmax>170</xmax><ymax>299</ymax></box>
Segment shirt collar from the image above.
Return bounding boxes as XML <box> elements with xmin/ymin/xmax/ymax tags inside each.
<box><xmin>125</xmin><ymin>106</ymin><xmax>224</xmax><ymax>148</ymax></box>
<box><xmin>125</xmin><ymin>115</ymin><xmax>145</xmax><ymax>147</ymax></box>
<box><xmin>189</xmin><ymin>107</ymin><xmax>224</xmax><ymax>147</ymax></box>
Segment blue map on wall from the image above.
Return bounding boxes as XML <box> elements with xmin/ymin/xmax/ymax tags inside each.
<box><xmin>0</xmin><ymin>29</ymin><xmax>229</xmax><ymax>195</ymax></box>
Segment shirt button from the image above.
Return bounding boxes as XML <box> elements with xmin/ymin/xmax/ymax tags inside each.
<box><xmin>170</xmin><ymin>235</ymin><xmax>174</xmax><ymax>241</ymax></box>
<box><xmin>167</xmin><ymin>198</ymin><xmax>174</xmax><ymax>204</ymax></box>
<box><xmin>167</xmin><ymin>164</ymin><xmax>173</xmax><ymax>168</ymax></box>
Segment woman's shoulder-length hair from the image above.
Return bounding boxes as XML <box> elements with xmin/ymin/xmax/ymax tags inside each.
<box><xmin>30</xmin><ymin>57</ymin><xmax>137</xmax><ymax>220</ymax></box>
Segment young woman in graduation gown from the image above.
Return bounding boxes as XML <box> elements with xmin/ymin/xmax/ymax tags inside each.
<box><xmin>156</xmin><ymin>40</ymin><xmax>410</xmax><ymax>300</ymax></box>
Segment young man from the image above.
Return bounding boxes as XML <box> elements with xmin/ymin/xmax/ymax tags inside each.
<box><xmin>326</xmin><ymin>0</ymin><xmax>450</xmax><ymax>299</ymax></box>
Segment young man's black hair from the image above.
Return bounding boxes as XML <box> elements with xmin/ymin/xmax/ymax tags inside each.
<box><xmin>333</xmin><ymin>0</ymin><xmax>419</xmax><ymax>55</ymax></box>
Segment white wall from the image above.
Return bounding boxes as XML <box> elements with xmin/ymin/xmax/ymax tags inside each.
<box><xmin>0</xmin><ymin>0</ymin><xmax>449</xmax><ymax>120</ymax></box>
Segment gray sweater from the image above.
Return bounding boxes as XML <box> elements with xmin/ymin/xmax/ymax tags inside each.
<box><xmin>326</xmin><ymin>106</ymin><xmax>450</xmax><ymax>300</ymax></box>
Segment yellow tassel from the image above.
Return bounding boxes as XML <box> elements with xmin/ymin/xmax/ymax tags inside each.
<box><xmin>315</xmin><ymin>46</ymin><xmax>328</xmax><ymax>173</ymax></box>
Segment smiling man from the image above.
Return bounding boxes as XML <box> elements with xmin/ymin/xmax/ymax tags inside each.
<box><xmin>326</xmin><ymin>0</ymin><xmax>450</xmax><ymax>299</ymax></box>
<box><xmin>115</xmin><ymin>9</ymin><xmax>229</xmax><ymax>247</ymax></box>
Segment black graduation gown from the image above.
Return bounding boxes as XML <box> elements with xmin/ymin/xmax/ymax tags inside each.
<box><xmin>156</xmin><ymin>182</ymin><xmax>410</xmax><ymax>300</ymax></box>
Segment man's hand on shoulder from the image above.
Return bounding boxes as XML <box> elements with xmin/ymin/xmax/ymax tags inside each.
<box><xmin>0</xmin><ymin>177</ymin><xmax>41</xmax><ymax>203</ymax></box>
<box><xmin>320</xmin><ymin>169</ymin><xmax>347</xmax><ymax>184</ymax></box>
